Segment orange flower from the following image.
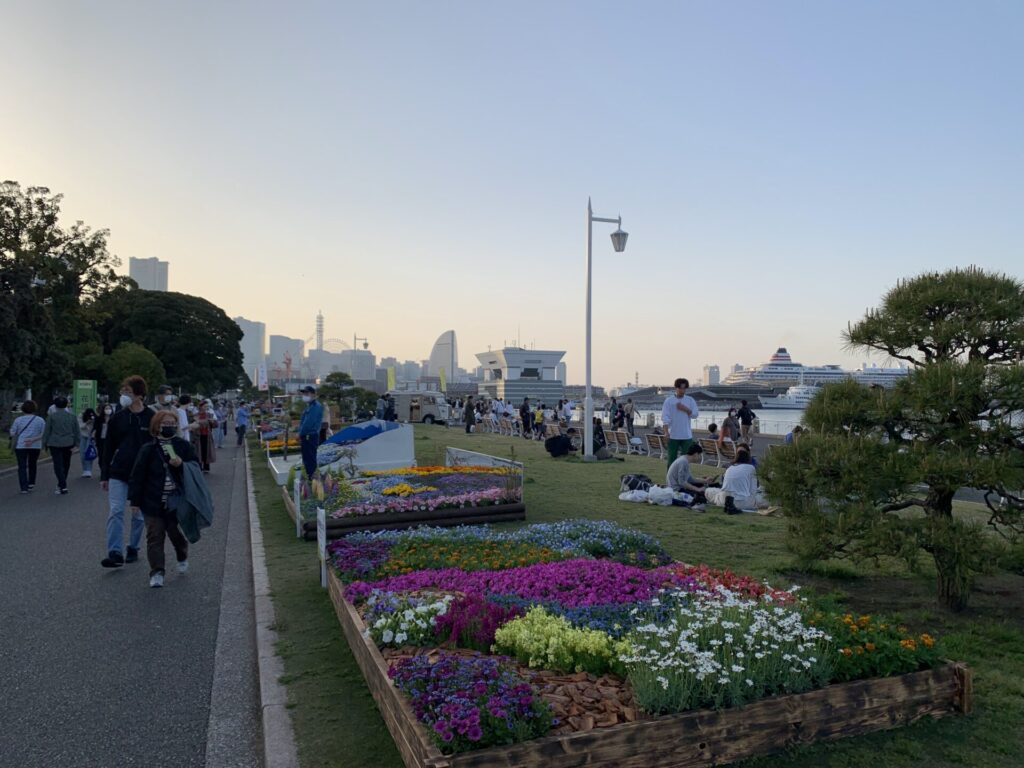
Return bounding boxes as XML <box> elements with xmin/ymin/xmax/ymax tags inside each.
<box><xmin>919</xmin><ymin>633</ymin><xmax>935</xmax><ymax>648</ymax></box>
<box><xmin>840</xmin><ymin>648</ymin><xmax>853</xmax><ymax>657</ymax></box>
<box><xmin>899</xmin><ymin>638</ymin><xmax>917</xmax><ymax>651</ymax></box>
<box><xmin>865</xmin><ymin>643</ymin><xmax>876</xmax><ymax>652</ymax></box>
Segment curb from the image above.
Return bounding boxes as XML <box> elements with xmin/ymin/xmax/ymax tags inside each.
<box><xmin>245</xmin><ymin>444</ymin><xmax>301</xmax><ymax>768</ymax></box>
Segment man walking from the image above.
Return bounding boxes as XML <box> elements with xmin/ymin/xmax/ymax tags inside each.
<box><xmin>235</xmin><ymin>401</ymin><xmax>250</xmax><ymax>445</ymax></box>
<box><xmin>42</xmin><ymin>396</ymin><xmax>77</xmax><ymax>494</ymax></box>
<box><xmin>100</xmin><ymin>376</ymin><xmax>155</xmax><ymax>567</ymax></box>
<box><xmin>661</xmin><ymin>378</ymin><xmax>699</xmax><ymax>467</ymax></box>
<box><xmin>737</xmin><ymin>399</ymin><xmax>758</xmax><ymax>444</ymax></box>
<box><xmin>298</xmin><ymin>385</ymin><xmax>323</xmax><ymax>479</ymax></box>
<box><xmin>519</xmin><ymin>398</ymin><xmax>531</xmax><ymax>439</ymax></box>
<box><xmin>624</xmin><ymin>399</ymin><xmax>636</xmax><ymax>437</ymax></box>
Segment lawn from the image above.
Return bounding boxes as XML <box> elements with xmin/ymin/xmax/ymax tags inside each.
<box><xmin>253</xmin><ymin>427</ymin><xmax>1024</xmax><ymax>768</ymax></box>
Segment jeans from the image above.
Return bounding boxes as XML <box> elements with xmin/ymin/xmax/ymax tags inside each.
<box><xmin>300</xmin><ymin>433</ymin><xmax>318</xmax><ymax>479</ymax></box>
<box><xmin>80</xmin><ymin>435</ymin><xmax>94</xmax><ymax>474</ymax></box>
<box><xmin>15</xmin><ymin>448</ymin><xmax>40</xmax><ymax>491</ymax></box>
<box><xmin>666</xmin><ymin>438</ymin><xmax>694</xmax><ymax>468</ymax></box>
<box><xmin>145</xmin><ymin>511</ymin><xmax>189</xmax><ymax>576</ymax></box>
<box><xmin>217</xmin><ymin>423</ymin><xmax>226</xmax><ymax>448</ymax></box>
<box><xmin>51</xmin><ymin>446</ymin><xmax>73</xmax><ymax>490</ymax></box>
<box><xmin>106</xmin><ymin>478</ymin><xmax>144</xmax><ymax>555</ymax></box>
<box><xmin>235</xmin><ymin>424</ymin><xmax>247</xmax><ymax>446</ymax></box>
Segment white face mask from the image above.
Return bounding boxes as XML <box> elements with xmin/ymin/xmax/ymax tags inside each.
<box><xmin>302</xmin><ymin>395</ymin><xmax>313</xmax><ymax>403</ymax></box>
<box><xmin>104</xmin><ymin>408</ymin><xmax>113</xmax><ymax>415</ymax></box>
<box><xmin>162</xmin><ymin>395</ymin><xmax>174</xmax><ymax>404</ymax></box>
<box><xmin>119</xmin><ymin>394</ymin><xmax>133</xmax><ymax>408</ymax></box>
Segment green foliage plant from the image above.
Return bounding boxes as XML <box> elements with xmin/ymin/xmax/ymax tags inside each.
<box><xmin>762</xmin><ymin>268</ymin><xmax>1024</xmax><ymax>610</ymax></box>
<box><xmin>492</xmin><ymin>606</ymin><xmax>630</xmax><ymax>676</ymax></box>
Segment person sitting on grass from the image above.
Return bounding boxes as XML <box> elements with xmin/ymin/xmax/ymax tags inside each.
<box><xmin>666</xmin><ymin>443</ymin><xmax>713</xmax><ymax>496</ymax></box>
<box><xmin>545</xmin><ymin>428</ymin><xmax>578</xmax><ymax>458</ymax></box>
<box><xmin>705</xmin><ymin>447</ymin><xmax>777</xmax><ymax>515</ymax></box>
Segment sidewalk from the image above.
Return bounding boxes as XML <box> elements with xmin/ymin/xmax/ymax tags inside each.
<box><xmin>0</xmin><ymin>442</ymin><xmax>262</xmax><ymax>768</ymax></box>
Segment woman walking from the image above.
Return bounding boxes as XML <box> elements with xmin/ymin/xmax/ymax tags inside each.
<box><xmin>191</xmin><ymin>400</ymin><xmax>218</xmax><ymax>472</ymax></box>
<box><xmin>464</xmin><ymin>396</ymin><xmax>475</xmax><ymax>434</ymax></box>
<box><xmin>79</xmin><ymin>408</ymin><xmax>97</xmax><ymax>478</ymax></box>
<box><xmin>9</xmin><ymin>401</ymin><xmax>45</xmax><ymax>494</ymax></box>
<box><xmin>128</xmin><ymin>410</ymin><xmax>198</xmax><ymax>588</ymax></box>
<box><xmin>93</xmin><ymin>403</ymin><xmax>112</xmax><ymax>474</ymax></box>
<box><xmin>42</xmin><ymin>397</ymin><xmax>78</xmax><ymax>494</ymax></box>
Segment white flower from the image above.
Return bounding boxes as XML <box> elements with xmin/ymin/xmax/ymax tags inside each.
<box><xmin>746</xmin><ymin>679</ymin><xmax>754</xmax><ymax>686</ymax></box>
<box><xmin>395</xmin><ymin>632</ymin><xmax>407</xmax><ymax>644</ymax></box>
<box><xmin>382</xmin><ymin>629</ymin><xmax>394</xmax><ymax>644</ymax></box>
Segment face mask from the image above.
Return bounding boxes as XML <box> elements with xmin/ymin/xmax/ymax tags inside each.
<box><xmin>160</xmin><ymin>425</ymin><xmax>177</xmax><ymax>438</ymax></box>
<box><xmin>162</xmin><ymin>395</ymin><xmax>174</xmax><ymax>404</ymax></box>
<box><xmin>302</xmin><ymin>395</ymin><xmax>312</xmax><ymax>403</ymax></box>
<box><xmin>119</xmin><ymin>394</ymin><xmax>133</xmax><ymax>408</ymax></box>
<box><xmin>104</xmin><ymin>408</ymin><xmax>112</xmax><ymax>415</ymax></box>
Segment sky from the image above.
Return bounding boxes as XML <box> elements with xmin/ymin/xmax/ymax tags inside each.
<box><xmin>3</xmin><ymin>1</ymin><xmax>1022</xmax><ymax>389</ymax></box>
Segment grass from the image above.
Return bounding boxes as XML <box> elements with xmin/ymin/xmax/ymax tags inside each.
<box><xmin>253</xmin><ymin>427</ymin><xmax>1024</xmax><ymax>768</ymax></box>
<box><xmin>0</xmin><ymin>441</ymin><xmax>15</xmax><ymax>470</ymax></box>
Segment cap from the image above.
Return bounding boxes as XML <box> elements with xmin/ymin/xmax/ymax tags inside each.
<box><xmin>299</xmin><ymin>385</ymin><xmax>317</xmax><ymax>394</ymax></box>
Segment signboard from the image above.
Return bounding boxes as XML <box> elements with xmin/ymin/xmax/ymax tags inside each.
<box><xmin>316</xmin><ymin>505</ymin><xmax>327</xmax><ymax>588</ymax></box>
<box><xmin>72</xmin><ymin>379</ymin><xmax>97</xmax><ymax>417</ymax></box>
<box><xmin>257</xmin><ymin>363</ymin><xmax>269</xmax><ymax>392</ymax></box>
<box><xmin>439</xmin><ymin>367</ymin><xmax>447</xmax><ymax>393</ymax></box>
<box><xmin>387</xmin><ymin>367</ymin><xmax>396</xmax><ymax>391</ymax></box>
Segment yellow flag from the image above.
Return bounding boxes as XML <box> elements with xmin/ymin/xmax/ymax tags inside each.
<box><xmin>439</xmin><ymin>367</ymin><xmax>447</xmax><ymax>392</ymax></box>
<box><xmin>387</xmin><ymin>367</ymin><xmax>396</xmax><ymax>391</ymax></box>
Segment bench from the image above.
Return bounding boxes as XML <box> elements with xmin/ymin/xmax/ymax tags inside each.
<box><xmin>698</xmin><ymin>438</ymin><xmax>737</xmax><ymax>467</ymax></box>
<box><xmin>645</xmin><ymin>433</ymin><xmax>666</xmax><ymax>460</ymax></box>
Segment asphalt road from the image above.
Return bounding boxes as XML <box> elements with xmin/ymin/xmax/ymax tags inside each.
<box><xmin>0</xmin><ymin>440</ymin><xmax>261</xmax><ymax>768</ymax></box>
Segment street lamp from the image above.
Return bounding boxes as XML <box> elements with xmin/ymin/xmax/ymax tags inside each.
<box><xmin>584</xmin><ymin>198</ymin><xmax>628</xmax><ymax>461</ymax></box>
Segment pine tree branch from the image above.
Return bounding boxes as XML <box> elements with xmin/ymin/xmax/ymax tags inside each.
<box><xmin>880</xmin><ymin>498</ymin><xmax>926</xmax><ymax>513</ymax></box>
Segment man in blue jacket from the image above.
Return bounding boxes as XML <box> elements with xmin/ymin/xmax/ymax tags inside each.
<box><xmin>298</xmin><ymin>385</ymin><xmax>323</xmax><ymax>479</ymax></box>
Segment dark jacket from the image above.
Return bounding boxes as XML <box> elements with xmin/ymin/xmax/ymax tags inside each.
<box><xmin>101</xmin><ymin>406</ymin><xmax>156</xmax><ymax>482</ymax></box>
<box><xmin>168</xmin><ymin>460</ymin><xmax>215</xmax><ymax>542</ymax></box>
<box><xmin>128</xmin><ymin>437</ymin><xmax>197</xmax><ymax>516</ymax></box>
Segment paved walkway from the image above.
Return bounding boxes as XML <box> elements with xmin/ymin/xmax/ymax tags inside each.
<box><xmin>0</xmin><ymin>441</ymin><xmax>262</xmax><ymax>768</ymax></box>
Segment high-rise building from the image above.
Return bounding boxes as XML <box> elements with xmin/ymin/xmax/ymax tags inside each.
<box><xmin>475</xmin><ymin>347</ymin><xmax>566</xmax><ymax>403</ymax></box>
<box><xmin>731</xmin><ymin>363</ymin><xmax>744</xmax><ymax>374</ymax></box>
<box><xmin>129</xmin><ymin>257</ymin><xmax>168</xmax><ymax>291</ymax></box>
<box><xmin>702</xmin><ymin>364</ymin><xmax>721</xmax><ymax>386</ymax></box>
<box><xmin>269</xmin><ymin>335</ymin><xmax>305</xmax><ymax>378</ymax></box>
<box><xmin>426</xmin><ymin>330</ymin><xmax>458</xmax><ymax>380</ymax></box>
<box><xmin>338</xmin><ymin>349</ymin><xmax>377</xmax><ymax>380</ymax></box>
<box><xmin>556</xmin><ymin>362</ymin><xmax>567</xmax><ymax>385</ymax></box>
<box><xmin>233</xmin><ymin>317</ymin><xmax>266</xmax><ymax>382</ymax></box>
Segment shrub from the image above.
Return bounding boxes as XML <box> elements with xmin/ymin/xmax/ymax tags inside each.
<box><xmin>493</xmin><ymin>607</ymin><xmax>631</xmax><ymax>676</ymax></box>
<box><xmin>807</xmin><ymin>611</ymin><xmax>943</xmax><ymax>682</ymax></box>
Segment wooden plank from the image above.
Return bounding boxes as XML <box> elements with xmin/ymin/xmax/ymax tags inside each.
<box><xmin>326</xmin><ymin>568</ymin><xmax>971</xmax><ymax>768</ymax></box>
<box><xmin>281</xmin><ymin>485</ymin><xmax>298</xmax><ymax>524</ymax></box>
<box><xmin>306</xmin><ymin>510</ymin><xmax>529</xmax><ymax>541</ymax></box>
<box><xmin>307</xmin><ymin>503</ymin><xmax>527</xmax><ymax>531</ymax></box>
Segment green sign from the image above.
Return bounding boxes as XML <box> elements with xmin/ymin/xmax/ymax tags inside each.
<box><xmin>73</xmin><ymin>379</ymin><xmax>98</xmax><ymax>416</ymax></box>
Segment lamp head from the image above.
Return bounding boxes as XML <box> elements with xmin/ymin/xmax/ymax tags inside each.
<box><xmin>610</xmin><ymin>228</ymin><xmax>628</xmax><ymax>253</ymax></box>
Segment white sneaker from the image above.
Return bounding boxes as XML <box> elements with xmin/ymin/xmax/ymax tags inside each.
<box><xmin>82</xmin><ymin>471</ymin><xmax>92</xmax><ymax>478</ymax></box>
<box><xmin>177</xmin><ymin>560</ymin><xmax>189</xmax><ymax>575</ymax></box>
<box><xmin>149</xmin><ymin>573</ymin><xmax>165</xmax><ymax>588</ymax></box>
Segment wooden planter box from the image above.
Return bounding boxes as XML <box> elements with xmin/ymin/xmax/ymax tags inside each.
<box><xmin>326</xmin><ymin>568</ymin><xmax>972</xmax><ymax>768</ymax></box>
<box><xmin>304</xmin><ymin>503</ymin><xmax>526</xmax><ymax>540</ymax></box>
<box><xmin>283</xmin><ymin>485</ymin><xmax>299</xmax><ymax>524</ymax></box>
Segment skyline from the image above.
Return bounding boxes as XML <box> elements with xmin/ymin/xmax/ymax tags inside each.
<box><xmin>4</xmin><ymin>2</ymin><xmax>1022</xmax><ymax>388</ymax></box>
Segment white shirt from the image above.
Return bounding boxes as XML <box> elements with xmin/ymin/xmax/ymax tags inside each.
<box><xmin>177</xmin><ymin>407</ymin><xmax>190</xmax><ymax>439</ymax></box>
<box><xmin>721</xmin><ymin>463</ymin><xmax>759</xmax><ymax>499</ymax></box>
<box><xmin>9</xmin><ymin>414</ymin><xmax>46</xmax><ymax>449</ymax></box>
<box><xmin>661</xmin><ymin>394</ymin><xmax>699</xmax><ymax>440</ymax></box>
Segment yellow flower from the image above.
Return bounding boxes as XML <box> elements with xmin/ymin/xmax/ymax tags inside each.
<box><xmin>899</xmin><ymin>638</ymin><xmax>917</xmax><ymax>651</ymax></box>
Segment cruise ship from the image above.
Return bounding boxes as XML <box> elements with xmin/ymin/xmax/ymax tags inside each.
<box><xmin>724</xmin><ymin>348</ymin><xmax>909</xmax><ymax>389</ymax></box>
<box><xmin>759</xmin><ymin>385</ymin><xmax>821</xmax><ymax>409</ymax></box>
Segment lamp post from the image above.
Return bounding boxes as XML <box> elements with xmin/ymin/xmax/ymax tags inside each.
<box><xmin>584</xmin><ymin>198</ymin><xmax>628</xmax><ymax>461</ymax></box>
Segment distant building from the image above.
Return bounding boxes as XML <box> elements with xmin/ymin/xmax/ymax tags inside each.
<box><xmin>233</xmin><ymin>317</ymin><xmax>266</xmax><ymax>383</ymax></box>
<box><xmin>427</xmin><ymin>330</ymin><xmax>458</xmax><ymax>380</ymax></box>
<box><xmin>338</xmin><ymin>349</ymin><xmax>377</xmax><ymax>380</ymax></box>
<box><xmin>269</xmin><ymin>336</ymin><xmax>305</xmax><ymax>379</ymax></box>
<box><xmin>401</xmin><ymin>360</ymin><xmax>422</xmax><ymax>381</ymax></box>
<box><xmin>702</xmin><ymin>364</ymin><xmax>721</xmax><ymax>386</ymax></box>
<box><xmin>129</xmin><ymin>257</ymin><xmax>168</xmax><ymax>291</ymax></box>
<box><xmin>475</xmin><ymin>347</ymin><xmax>565</xmax><ymax>404</ymax></box>
<box><xmin>731</xmin><ymin>363</ymin><xmax>744</xmax><ymax>374</ymax></box>
<box><xmin>556</xmin><ymin>362</ymin><xmax>567</xmax><ymax>385</ymax></box>
<box><xmin>564</xmin><ymin>384</ymin><xmax>606</xmax><ymax>401</ymax></box>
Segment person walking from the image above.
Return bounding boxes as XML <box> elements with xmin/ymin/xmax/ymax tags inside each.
<box><xmin>235</xmin><ymin>401</ymin><xmax>250</xmax><ymax>445</ymax></box>
<box><xmin>737</xmin><ymin>400</ymin><xmax>758</xmax><ymax>444</ymax></box>
<box><xmin>78</xmin><ymin>407</ymin><xmax>97</xmax><ymax>478</ymax></box>
<box><xmin>519</xmin><ymin>398</ymin><xmax>531</xmax><ymax>440</ymax></box>
<box><xmin>128</xmin><ymin>409</ymin><xmax>198</xmax><ymax>588</ymax></box>
<box><xmin>9</xmin><ymin>400</ymin><xmax>45</xmax><ymax>494</ymax></box>
<box><xmin>100</xmin><ymin>376</ymin><xmax>155</xmax><ymax>568</ymax></box>
<box><xmin>297</xmin><ymin>385</ymin><xmax>323</xmax><ymax>479</ymax></box>
<box><xmin>191</xmin><ymin>400</ymin><xmax>218</xmax><ymax>473</ymax></box>
<box><xmin>661</xmin><ymin>377</ymin><xmax>700</xmax><ymax>467</ymax></box>
<box><xmin>464</xmin><ymin>396</ymin><xmax>475</xmax><ymax>434</ymax></box>
<box><xmin>720</xmin><ymin>408</ymin><xmax>740</xmax><ymax>445</ymax></box>
<box><xmin>42</xmin><ymin>397</ymin><xmax>77</xmax><ymax>494</ymax></box>
<box><xmin>94</xmin><ymin>402</ymin><xmax>113</xmax><ymax>467</ymax></box>
<box><xmin>624</xmin><ymin>399</ymin><xmax>636</xmax><ymax>437</ymax></box>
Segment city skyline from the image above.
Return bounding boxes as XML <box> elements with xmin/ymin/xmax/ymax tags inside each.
<box><xmin>5</xmin><ymin>2</ymin><xmax>1022</xmax><ymax>387</ymax></box>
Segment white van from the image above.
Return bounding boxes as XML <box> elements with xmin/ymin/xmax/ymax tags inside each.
<box><xmin>387</xmin><ymin>391</ymin><xmax>450</xmax><ymax>425</ymax></box>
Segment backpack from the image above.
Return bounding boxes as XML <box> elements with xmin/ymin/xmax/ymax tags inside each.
<box><xmin>620</xmin><ymin>473</ymin><xmax>654</xmax><ymax>492</ymax></box>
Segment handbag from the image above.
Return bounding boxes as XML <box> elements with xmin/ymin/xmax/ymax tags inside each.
<box><xmin>84</xmin><ymin>439</ymin><xmax>98</xmax><ymax>461</ymax></box>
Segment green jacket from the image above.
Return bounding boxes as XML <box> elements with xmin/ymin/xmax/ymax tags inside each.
<box><xmin>43</xmin><ymin>410</ymin><xmax>78</xmax><ymax>448</ymax></box>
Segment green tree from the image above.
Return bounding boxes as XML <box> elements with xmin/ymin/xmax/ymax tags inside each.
<box><xmin>762</xmin><ymin>268</ymin><xmax>1024</xmax><ymax>610</ymax></box>
<box><xmin>95</xmin><ymin>289</ymin><xmax>244</xmax><ymax>394</ymax></box>
<box><xmin>104</xmin><ymin>343</ymin><xmax>167</xmax><ymax>396</ymax></box>
<box><xmin>1</xmin><ymin>181</ymin><xmax>130</xmax><ymax>400</ymax></box>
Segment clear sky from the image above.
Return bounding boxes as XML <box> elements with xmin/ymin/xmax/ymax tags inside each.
<box><xmin>4</xmin><ymin>1</ymin><xmax>1022</xmax><ymax>389</ymax></box>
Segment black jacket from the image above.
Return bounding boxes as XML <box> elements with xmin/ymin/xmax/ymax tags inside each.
<box><xmin>101</xmin><ymin>406</ymin><xmax>156</xmax><ymax>482</ymax></box>
<box><xmin>128</xmin><ymin>438</ymin><xmax>198</xmax><ymax>516</ymax></box>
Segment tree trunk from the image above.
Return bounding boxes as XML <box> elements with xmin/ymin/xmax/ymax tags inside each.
<box><xmin>926</xmin><ymin>488</ymin><xmax>969</xmax><ymax>611</ymax></box>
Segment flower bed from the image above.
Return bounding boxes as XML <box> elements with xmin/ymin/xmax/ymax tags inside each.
<box><xmin>290</xmin><ymin>464</ymin><xmax>527</xmax><ymax>539</ymax></box>
<box><xmin>325</xmin><ymin>520</ymin><xmax>971</xmax><ymax>766</ymax></box>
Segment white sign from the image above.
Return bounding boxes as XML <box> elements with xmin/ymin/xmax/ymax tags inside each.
<box><xmin>316</xmin><ymin>505</ymin><xmax>327</xmax><ymax>588</ymax></box>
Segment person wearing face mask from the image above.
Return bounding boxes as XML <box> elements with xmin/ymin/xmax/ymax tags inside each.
<box><xmin>128</xmin><ymin>410</ymin><xmax>199</xmax><ymax>588</ymax></box>
<box><xmin>42</xmin><ymin>396</ymin><xmax>78</xmax><ymax>494</ymax></box>
<box><xmin>99</xmin><ymin>376</ymin><xmax>155</xmax><ymax>568</ymax></box>
<box><xmin>94</xmin><ymin>402</ymin><xmax>113</xmax><ymax>468</ymax></box>
<box><xmin>177</xmin><ymin>394</ymin><xmax>195</xmax><ymax>441</ymax></box>
<box><xmin>297</xmin><ymin>385</ymin><xmax>323</xmax><ymax>479</ymax></box>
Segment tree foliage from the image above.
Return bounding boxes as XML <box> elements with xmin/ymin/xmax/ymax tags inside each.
<box><xmin>0</xmin><ymin>181</ymin><xmax>131</xmax><ymax>400</ymax></box>
<box><xmin>94</xmin><ymin>289</ymin><xmax>244</xmax><ymax>394</ymax></box>
<box><xmin>763</xmin><ymin>269</ymin><xmax>1024</xmax><ymax>611</ymax></box>
<box><xmin>318</xmin><ymin>371</ymin><xmax>379</xmax><ymax>420</ymax></box>
<box><xmin>105</xmin><ymin>343</ymin><xmax>167</xmax><ymax>396</ymax></box>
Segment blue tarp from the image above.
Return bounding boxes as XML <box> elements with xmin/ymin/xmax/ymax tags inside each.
<box><xmin>325</xmin><ymin>418</ymin><xmax>400</xmax><ymax>445</ymax></box>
